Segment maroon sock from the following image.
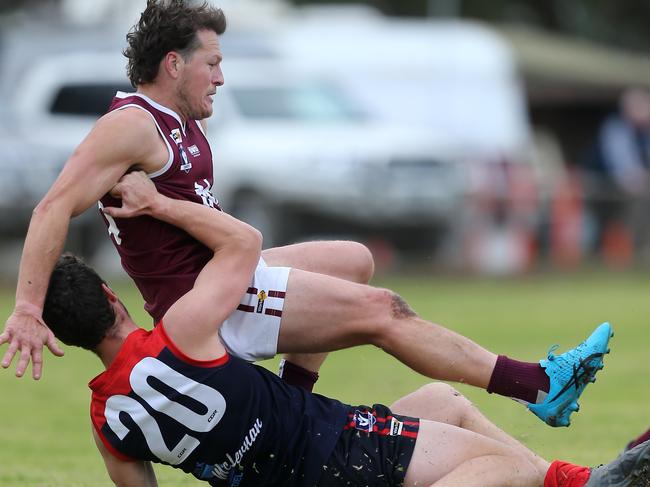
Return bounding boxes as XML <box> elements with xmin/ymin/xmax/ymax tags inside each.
<box><xmin>628</xmin><ymin>427</ymin><xmax>650</xmax><ymax>450</ymax></box>
<box><xmin>487</xmin><ymin>355</ymin><xmax>550</xmax><ymax>404</ymax></box>
<box><xmin>278</xmin><ymin>360</ymin><xmax>319</xmax><ymax>392</ymax></box>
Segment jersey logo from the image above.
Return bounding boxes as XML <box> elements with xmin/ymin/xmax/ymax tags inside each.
<box><xmin>98</xmin><ymin>201</ymin><xmax>122</xmax><ymax>245</ymax></box>
<box><xmin>179</xmin><ymin>145</ymin><xmax>192</xmax><ymax>173</ymax></box>
<box><xmin>227</xmin><ymin>466</ymin><xmax>245</xmax><ymax>487</ymax></box>
<box><xmin>256</xmin><ymin>290</ymin><xmax>267</xmax><ymax>313</ymax></box>
<box><xmin>194</xmin><ymin>179</ymin><xmax>218</xmax><ymax>208</ymax></box>
<box><xmin>210</xmin><ymin>418</ymin><xmax>263</xmax><ymax>480</ymax></box>
<box><xmin>170</xmin><ymin>128</ymin><xmax>182</xmax><ymax>143</ymax></box>
<box><xmin>188</xmin><ymin>144</ymin><xmax>201</xmax><ymax>157</ymax></box>
<box><xmin>170</xmin><ymin>128</ymin><xmax>193</xmax><ymax>173</ymax></box>
<box><xmin>353</xmin><ymin>410</ymin><xmax>376</xmax><ymax>433</ymax></box>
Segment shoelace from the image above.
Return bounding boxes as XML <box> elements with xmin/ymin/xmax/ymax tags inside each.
<box><xmin>548</xmin><ymin>351</ymin><xmax>604</xmax><ymax>403</ymax></box>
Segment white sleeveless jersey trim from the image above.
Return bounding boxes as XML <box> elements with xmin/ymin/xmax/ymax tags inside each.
<box><xmin>114</xmin><ymin>102</ymin><xmax>174</xmax><ymax>179</ymax></box>
<box><xmin>194</xmin><ymin>120</ymin><xmax>210</xmax><ymax>155</ymax></box>
<box><xmin>115</xmin><ymin>91</ymin><xmax>186</xmax><ymax>135</ymax></box>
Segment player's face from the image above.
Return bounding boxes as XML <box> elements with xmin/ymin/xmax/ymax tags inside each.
<box><xmin>176</xmin><ymin>29</ymin><xmax>224</xmax><ymax>121</ymax></box>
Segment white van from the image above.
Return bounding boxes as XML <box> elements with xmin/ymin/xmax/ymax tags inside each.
<box><xmin>280</xmin><ymin>10</ymin><xmax>532</xmax><ymax>164</ymax></box>
<box><xmin>277</xmin><ymin>9</ymin><xmax>544</xmax><ymax>271</ymax></box>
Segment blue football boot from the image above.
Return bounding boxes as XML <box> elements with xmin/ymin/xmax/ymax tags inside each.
<box><xmin>528</xmin><ymin>322</ymin><xmax>613</xmax><ymax>427</ymax></box>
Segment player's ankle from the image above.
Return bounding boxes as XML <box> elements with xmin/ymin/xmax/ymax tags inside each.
<box><xmin>487</xmin><ymin>355</ymin><xmax>549</xmax><ymax>404</ymax></box>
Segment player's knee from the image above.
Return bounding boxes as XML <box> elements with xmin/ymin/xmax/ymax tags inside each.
<box><xmin>421</xmin><ymin>382</ymin><xmax>457</xmax><ymax>398</ymax></box>
<box><xmin>341</xmin><ymin>241</ymin><xmax>375</xmax><ymax>284</ymax></box>
<box><xmin>365</xmin><ymin>289</ymin><xmax>417</xmax><ymax>345</ymax></box>
<box><xmin>353</xmin><ymin>242</ymin><xmax>375</xmax><ymax>284</ymax></box>
<box><xmin>421</xmin><ymin>383</ymin><xmax>471</xmax><ymax>410</ymax></box>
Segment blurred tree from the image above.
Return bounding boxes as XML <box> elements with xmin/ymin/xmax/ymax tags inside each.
<box><xmin>0</xmin><ymin>0</ymin><xmax>55</xmax><ymax>13</ymax></box>
<box><xmin>3</xmin><ymin>0</ymin><xmax>650</xmax><ymax>52</ymax></box>
<box><xmin>461</xmin><ymin>0</ymin><xmax>650</xmax><ymax>54</ymax></box>
<box><xmin>289</xmin><ymin>0</ymin><xmax>650</xmax><ymax>53</ymax></box>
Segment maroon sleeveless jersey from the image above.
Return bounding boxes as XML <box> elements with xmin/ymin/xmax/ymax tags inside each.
<box><xmin>99</xmin><ymin>92</ymin><xmax>221</xmax><ymax>322</ymax></box>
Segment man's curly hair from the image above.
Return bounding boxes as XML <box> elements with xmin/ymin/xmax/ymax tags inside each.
<box><xmin>43</xmin><ymin>254</ymin><xmax>116</xmax><ymax>351</ymax></box>
<box><xmin>124</xmin><ymin>0</ymin><xmax>227</xmax><ymax>87</ymax></box>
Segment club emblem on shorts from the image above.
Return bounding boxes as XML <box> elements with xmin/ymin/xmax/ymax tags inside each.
<box><xmin>354</xmin><ymin>410</ymin><xmax>376</xmax><ymax>433</ymax></box>
<box><xmin>256</xmin><ymin>290</ymin><xmax>267</xmax><ymax>313</ymax></box>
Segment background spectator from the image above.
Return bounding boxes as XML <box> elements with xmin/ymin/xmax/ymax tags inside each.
<box><xmin>583</xmin><ymin>87</ymin><xmax>650</xmax><ymax>266</ymax></box>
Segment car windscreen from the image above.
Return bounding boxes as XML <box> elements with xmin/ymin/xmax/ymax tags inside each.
<box><xmin>230</xmin><ymin>83</ymin><xmax>366</xmax><ymax>121</ymax></box>
<box><xmin>50</xmin><ymin>82</ymin><xmax>133</xmax><ymax>117</ymax></box>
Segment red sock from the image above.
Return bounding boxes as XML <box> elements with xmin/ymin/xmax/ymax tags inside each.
<box><xmin>544</xmin><ymin>461</ymin><xmax>591</xmax><ymax>487</ymax></box>
<box><xmin>278</xmin><ymin>360</ymin><xmax>319</xmax><ymax>392</ymax></box>
<box><xmin>487</xmin><ymin>355</ymin><xmax>550</xmax><ymax>404</ymax></box>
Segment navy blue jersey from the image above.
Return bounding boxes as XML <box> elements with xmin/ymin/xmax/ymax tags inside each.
<box><xmin>89</xmin><ymin>324</ymin><xmax>348</xmax><ymax>486</ymax></box>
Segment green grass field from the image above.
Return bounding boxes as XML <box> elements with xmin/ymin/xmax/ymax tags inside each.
<box><xmin>0</xmin><ymin>271</ymin><xmax>648</xmax><ymax>486</ymax></box>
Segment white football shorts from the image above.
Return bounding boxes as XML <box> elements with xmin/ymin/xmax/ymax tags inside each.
<box><xmin>218</xmin><ymin>258</ymin><xmax>291</xmax><ymax>361</ymax></box>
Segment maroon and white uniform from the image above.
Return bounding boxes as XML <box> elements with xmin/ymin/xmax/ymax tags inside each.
<box><xmin>99</xmin><ymin>92</ymin><xmax>289</xmax><ymax>361</ymax></box>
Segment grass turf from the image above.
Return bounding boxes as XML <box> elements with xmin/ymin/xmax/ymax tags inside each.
<box><xmin>0</xmin><ymin>270</ymin><xmax>648</xmax><ymax>486</ymax></box>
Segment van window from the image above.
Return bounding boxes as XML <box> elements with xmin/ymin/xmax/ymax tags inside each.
<box><xmin>231</xmin><ymin>84</ymin><xmax>366</xmax><ymax>121</ymax></box>
<box><xmin>50</xmin><ymin>83</ymin><xmax>132</xmax><ymax>117</ymax></box>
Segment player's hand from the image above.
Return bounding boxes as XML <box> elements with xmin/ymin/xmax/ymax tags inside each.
<box><xmin>0</xmin><ymin>306</ymin><xmax>64</xmax><ymax>380</ymax></box>
<box><xmin>104</xmin><ymin>171</ymin><xmax>162</xmax><ymax>219</ymax></box>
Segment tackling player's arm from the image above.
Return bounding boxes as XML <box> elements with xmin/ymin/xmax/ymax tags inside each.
<box><xmin>0</xmin><ymin>108</ymin><xmax>165</xmax><ymax>379</ymax></box>
<box><xmin>92</xmin><ymin>427</ymin><xmax>158</xmax><ymax>487</ymax></box>
<box><xmin>103</xmin><ymin>171</ymin><xmax>262</xmax><ymax>361</ymax></box>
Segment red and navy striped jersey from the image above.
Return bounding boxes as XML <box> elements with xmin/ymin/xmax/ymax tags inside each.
<box><xmin>89</xmin><ymin>324</ymin><xmax>348</xmax><ymax>486</ymax></box>
<box><xmin>99</xmin><ymin>92</ymin><xmax>218</xmax><ymax>323</ymax></box>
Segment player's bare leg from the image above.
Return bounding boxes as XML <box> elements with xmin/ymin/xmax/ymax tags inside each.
<box><xmin>395</xmin><ymin>386</ymin><xmax>650</xmax><ymax>486</ymax></box>
<box><xmin>262</xmin><ymin>241</ymin><xmax>374</xmax><ymax>384</ymax></box>
<box><xmin>277</xmin><ymin>269</ymin><xmax>611</xmax><ymax>427</ymax></box>
<box><xmin>262</xmin><ymin>241</ymin><xmax>374</xmax><ymax>284</ymax></box>
<box><xmin>402</xmin><ymin>420</ymin><xmax>542</xmax><ymax>486</ymax></box>
<box><xmin>390</xmin><ymin>383</ymin><xmax>549</xmax><ymax>477</ymax></box>
<box><xmin>278</xmin><ymin>269</ymin><xmax>497</xmax><ymax>387</ymax></box>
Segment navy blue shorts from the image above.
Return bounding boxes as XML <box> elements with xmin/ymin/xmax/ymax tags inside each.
<box><xmin>317</xmin><ymin>404</ymin><xmax>420</xmax><ymax>486</ymax></box>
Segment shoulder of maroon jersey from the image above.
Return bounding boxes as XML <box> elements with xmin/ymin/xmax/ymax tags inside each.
<box><xmin>108</xmin><ymin>91</ymin><xmax>148</xmax><ymax>112</ymax></box>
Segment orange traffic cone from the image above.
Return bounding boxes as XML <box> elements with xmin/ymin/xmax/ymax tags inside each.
<box><xmin>601</xmin><ymin>220</ymin><xmax>633</xmax><ymax>269</ymax></box>
<box><xmin>550</xmin><ymin>169</ymin><xmax>583</xmax><ymax>269</ymax></box>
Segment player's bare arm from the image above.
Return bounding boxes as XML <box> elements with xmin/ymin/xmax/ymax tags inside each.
<box><xmin>0</xmin><ymin>108</ymin><xmax>166</xmax><ymax>379</ymax></box>
<box><xmin>104</xmin><ymin>171</ymin><xmax>263</xmax><ymax>361</ymax></box>
<box><xmin>92</xmin><ymin>427</ymin><xmax>158</xmax><ymax>487</ymax></box>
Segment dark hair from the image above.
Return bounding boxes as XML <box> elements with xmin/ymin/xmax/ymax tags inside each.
<box><xmin>124</xmin><ymin>0</ymin><xmax>227</xmax><ymax>87</ymax></box>
<box><xmin>43</xmin><ymin>254</ymin><xmax>116</xmax><ymax>351</ymax></box>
